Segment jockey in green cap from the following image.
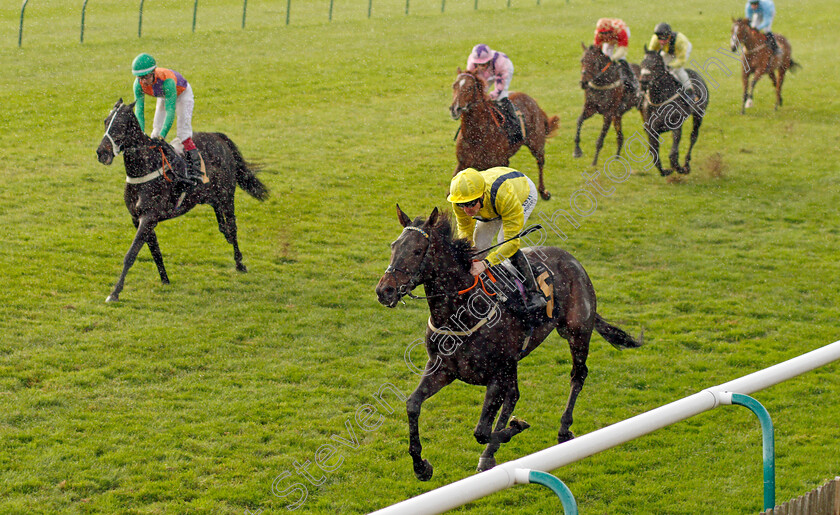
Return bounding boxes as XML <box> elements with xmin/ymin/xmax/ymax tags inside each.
<box><xmin>131</xmin><ymin>53</ymin><xmax>202</xmax><ymax>185</ymax></box>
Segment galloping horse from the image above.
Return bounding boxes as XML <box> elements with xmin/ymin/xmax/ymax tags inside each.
<box><xmin>574</xmin><ymin>43</ymin><xmax>641</xmax><ymax>166</ymax></box>
<box><xmin>639</xmin><ymin>49</ymin><xmax>709</xmax><ymax>176</ymax></box>
<box><xmin>96</xmin><ymin>98</ymin><xmax>269</xmax><ymax>302</ymax></box>
<box><xmin>450</xmin><ymin>69</ymin><xmax>559</xmax><ymax>200</ymax></box>
<box><xmin>731</xmin><ymin>18</ymin><xmax>798</xmax><ymax>113</ymax></box>
<box><xmin>375</xmin><ymin>206</ymin><xmax>642</xmax><ymax>480</ymax></box>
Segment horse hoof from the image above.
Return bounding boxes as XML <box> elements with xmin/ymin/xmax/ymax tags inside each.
<box><xmin>105</xmin><ymin>294</ymin><xmax>119</xmax><ymax>303</ymax></box>
<box><xmin>236</xmin><ymin>263</ymin><xmax>248</xmax><ymax>273</ymax></box>
<box><xmin>573</xmin><ymin>149</ymin><xmax>583</xmax><ymax>158</ymax></box>
<box><xmin>476</xmin><ymin>456</ymin><xmax>496</xmax><ymax>472</ymax></box>
<box><xmin>678</xmin><ymin>166</ymin><xmax>690</xmax><ymax>175</ymax></box>
<box><xmin>557</xmin><ymin>430</ymin><xmax>575</xmax><ymax>444</ymax></box>
<box><xmin>744</xmin><ymin>99</ymin><xmax>754</xmax><ymax>109</ymax></box>
<box><xmin>414</xmin><ymin>459</ymin><xmax>433</xmax><ymax>481</ymax></box>
<box><xmin>510</xmin><ymin>417</ymin><xmax>531</xmax><ymax>432</ymax></box>
<box><xmin>660</xmin><ymin>169</ymin><xmax>674</xmax><ymax>177</ymax></box>
<box><xmin>540</xmin><ymin>191</ymin><xmax>552</xmax><ymax>201</ymax></box>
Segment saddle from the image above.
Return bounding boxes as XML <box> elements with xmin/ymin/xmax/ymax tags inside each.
<box><xmin>486</xmin><ymin>258</ymin><xmax>554</xmax><ymax>326</ymax></box>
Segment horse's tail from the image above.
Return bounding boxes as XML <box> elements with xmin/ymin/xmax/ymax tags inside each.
<box><xmin>215</xmin><ymin>133</ymin><xmax>269</xmax><ymax>201</ymax></box>
<box><xmin>545</xmin><ymin>114</ymin><xmax>560</xmax><ymax>139</ymax></box>
<box><xmin>789</xmin><ymin>58</ymin><xmax>801</xmax><ymax>73</ymax></box>
<box><xmin>594</xmin><ymin>313</ymin><xmax>644</xmax><ymax>350</ymax></box>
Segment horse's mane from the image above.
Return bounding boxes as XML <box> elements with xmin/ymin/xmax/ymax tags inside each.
<box><xmin>412</xmin><ymin>211</ymin><xmax>473</xmax><ymax>272</ymax></box>
<box><xmin>459</xmin><ymin>70</ymin><xmax>489</xmax><ymax>102</ymax></box>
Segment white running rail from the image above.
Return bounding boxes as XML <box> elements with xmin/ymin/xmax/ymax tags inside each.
<box><xmin>370</xmin><ymin>339</ymin><xmax>840</xmax><ymax>515</ymax></box>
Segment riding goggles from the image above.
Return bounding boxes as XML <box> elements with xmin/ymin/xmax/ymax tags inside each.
<box><xmin>457</xmin><ymin>198</ymin><xmax>481</xmax><ymax>208</ymax></box>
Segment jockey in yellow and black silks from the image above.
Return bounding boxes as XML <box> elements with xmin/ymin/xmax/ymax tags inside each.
<box><xmin>449</xmin><ymin>167</ymin><xmax>546</xmax><ymax>313</ymax></box>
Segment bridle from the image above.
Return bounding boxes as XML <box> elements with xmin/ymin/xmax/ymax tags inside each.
<box><xmin>383</xmin><ymin>226</ymin><xmax>435</xmax><ymax>300</ymax></box>
<box><xmin>584</xmin><ymin>57</ymin><xmax>617</xmax><ymax>89</ymax></box>
<box><xmin>103</xmin><ymin>105</ymin><xmax>125</xmax><ymax>156</ymax></box>
<box><xmin>452</xmin><ymin>73</ymin><xmax>485</xmax><ymax>113</ymax></box>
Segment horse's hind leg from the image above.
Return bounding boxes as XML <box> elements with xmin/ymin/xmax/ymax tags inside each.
<box><xmin>407</xmin><ymin>366</ymin><xmax>454</xmax><ymax>481</ymax></box>
<box><xmin>527</xmin><ymin>140</ymin><xmax>551</xmax><ymax>201</ymax></box>
<box><xmin>772</xmin><ymin>68</ymin><xmax>786</xmax><ymax>109</ymax></box>
<box><xmin>557</xmin><ymin>329</ymin><xmax>590</xmax><ymax>443</ymax></box>
<box><xmin>145</xmin><ymin>228</ymin><xmax>169</xmax><ymax>285</ymax></box>
<box><xmin>477</xmin><ymin>371</ymin><xmax>530</xmax><ymax>472</ymax></box>
<box><xmin>213</xmin><ymin>197</ymin><xmax>247</xmax><ymax>272</ymax></box>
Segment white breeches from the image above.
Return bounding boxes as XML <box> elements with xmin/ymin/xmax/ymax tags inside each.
<box><xmin>151</xmin><ymin>84</ymin><xmax>194</xmax><ymax>142</ymax></box>
<box><xmin>473</xmin><ymin>177</ymin><xmax>538</xmax><ymax>259</ymax></box>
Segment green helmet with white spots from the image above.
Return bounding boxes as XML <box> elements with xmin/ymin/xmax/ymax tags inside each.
<box><xmin>131</xmin><ymin>53</ymin><xmax>156</xmax><ymax>76</ymax></box>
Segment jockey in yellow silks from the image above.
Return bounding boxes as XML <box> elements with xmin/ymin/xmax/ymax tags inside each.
<box><xmin>448</xmin><ymin>167</ymin><xmax>546</xmax><ymax>313</ymax></box>
<box><xmin>647</xmin><ymin>23</ymin><xmax>697</xmax><ymax>100</ymax></box>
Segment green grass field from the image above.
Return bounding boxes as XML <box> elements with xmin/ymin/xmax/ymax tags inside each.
<box><xmin>2</xmin><ymin>0</ymin><xmax>839</xmax><ymax>513</ymax></box>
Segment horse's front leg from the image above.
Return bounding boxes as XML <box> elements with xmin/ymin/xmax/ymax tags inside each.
<box><xmin>107</xmin><ymin>217</ymin><xmax>158</xmax><ymax>302</ymax></box>
<box><xmin>683</xmin><ymin>113</ymin><xmax>705</xmax><ymax>174</ymax></box>
<box><xmin>647</xmin><ymin>129</ymin><xmax>668</xmax><ymax>176</ymax></box>
<box><xmin>407</xmin><ymin>363</ymin><xmax>454</xmax><ymax>481</ymax></box>
<box><xmin>741</xmin><ymin>70</ymin><xmax>751</xmax><ymax>113</ymax></box>
<box><xmin>592</xmin><ymin>114</ymin><xmax>612</xmax><ymax>167</ymax></box>
<box><xmin>747</xmin><ymin>67</ymin><xmax>765</xmax><ymax>110</ymax></box>
<box><xmin>670</xmin><ymin>126</ymin><xmax>683</xmax><ymax>173</ymax></box>
<box><xmin>613</xmin><ymin>115</ymin><xmax>624</xmax><ymax>157</ymax></box>
<box><xmin>573</xmin><ymin>103</ymin><xmax>595</xmax><ymax>158</ymax></box>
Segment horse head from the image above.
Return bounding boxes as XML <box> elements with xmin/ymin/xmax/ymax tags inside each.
<box><xmin>579</xmin><ymin>43</ymin><xmax>611</xmax><ymax>89</ymax></box>
<box><xmin>375</xmin><ymin>205</ymin><xmax>443</xmax><ymax>308</ymax></box>
<box><xmin>450</xmin><ymin>69</ymin><xmax>487</xmax><ymax>120</ymax></box>
<box><xmin>639</xmin><ymin>46</ymin><xmax>666</xmax><ymax>92</ymax></box>
<box><xmin>730</xmin><ymin>17</ymin><xmax>755</xmax><ymax>52</ymax></box>
<box><xmin>97</xmin><ymin>98</ymin><xmax>142</xmax><ymax>165</ymax></box>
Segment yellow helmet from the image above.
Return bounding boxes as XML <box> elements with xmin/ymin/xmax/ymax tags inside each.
<box><xmin>447</xmin><ymin>169</ymin><xmax>485</xmax><ymax>203</ymax></box>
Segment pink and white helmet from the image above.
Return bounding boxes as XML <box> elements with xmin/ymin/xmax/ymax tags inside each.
<box><xmin>470</xmin><ymin>44</ymin><xmax>494</xmax><ymax>64</ymax></box>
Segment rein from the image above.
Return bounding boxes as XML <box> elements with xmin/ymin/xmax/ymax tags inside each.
<box><xmin>644</xmin><ymin>89</ymin><xmax>682</xmax><ymax>107</ymax></box>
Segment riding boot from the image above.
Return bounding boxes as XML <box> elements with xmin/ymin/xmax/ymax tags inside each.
<box><xmin>494</xmin><ymin>97</ymin><xmax>523</xmax><ymax>144</ymax></box>
<box><xmin>184</xmin><ymin>148</ymin><xmax>203</xmax><ymax>186</ymax></box>
<box><xmin>618</xmin><ymin>59</ymin><xmax>639</xmax><ymax>100</ymax></box>
<box><xmin>766</xmin><ymin>32</ymin><xmax>782</xmax><ymax>56</ymax></box>
<box><xmin>510</xmin><ymin>250</ymin><xmax>547</xmax><ymax>314</ymax></box>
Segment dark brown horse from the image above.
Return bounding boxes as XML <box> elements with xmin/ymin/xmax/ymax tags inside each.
<box><xmin>96</xmin><ymin>98</ymin><xmax>269</xmax><ymax>302</ymax></box>
<box><xmin>639</xmin><ymin>49</ymin><xmax>710</xmax><ymax>176</ymax></box>
<box><xmin>574</xmin><ymin>43</ymin><xmax>640</xmax><ymax>166</ymax></box>
<box><xmin>450</xmin><ymin>69</ymin><xmax>559</xmax><ymax>200</ymax></box>
<box><xmin>375</xmin><ymin>206</ymin><xmax>642</xmax><ymax>480</ymax></box>
<box><xmin>731</xmin><ymin>18</ymin><xmax>798</xmax><ymax>114</ymax></box>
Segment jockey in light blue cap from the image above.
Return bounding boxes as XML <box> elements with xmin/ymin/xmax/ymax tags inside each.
<box><xmin>745</xmin><ymin>0</ymin><xmax>781</xmax><ymax>56</ymax></box>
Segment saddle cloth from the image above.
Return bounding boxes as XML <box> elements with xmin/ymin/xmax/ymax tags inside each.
<box><xmin>486</xmin><ymin>258</ymin><xmax>554</xmax><ymax>322</ymax></box>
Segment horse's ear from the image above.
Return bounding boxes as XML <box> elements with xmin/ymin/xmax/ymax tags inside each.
<box><xmin>581</xmin><ymin>41</ymin><xmax>586</xmax><ymax>51</ymax></box>
<box><xmin>115</xmin><ymin>98</ymin><xmax>123</xmax><ymax>108</ymax></box>
<box><xmin>426</xmin><ymin>207</ymin><xmax>440</xmax><ymax>228</ymax></box>
<box><xmin>456</xmin><ymin>66</ymin><xmax>462</xmax><ymax>75</ymax></box>
<box><xmin>643</xmin><ymin>44</ymin><xmax>650</xmax><ymax>53</ymax></box>
<box><xmin>396</xmin><ymin>204</ymin><xmax>411</xmax><ymax>228</ymax></box>
<box><xmin>129</xmin><ymin>101</ymin><xmax>136</xmax><ymax>109</ymax></box>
